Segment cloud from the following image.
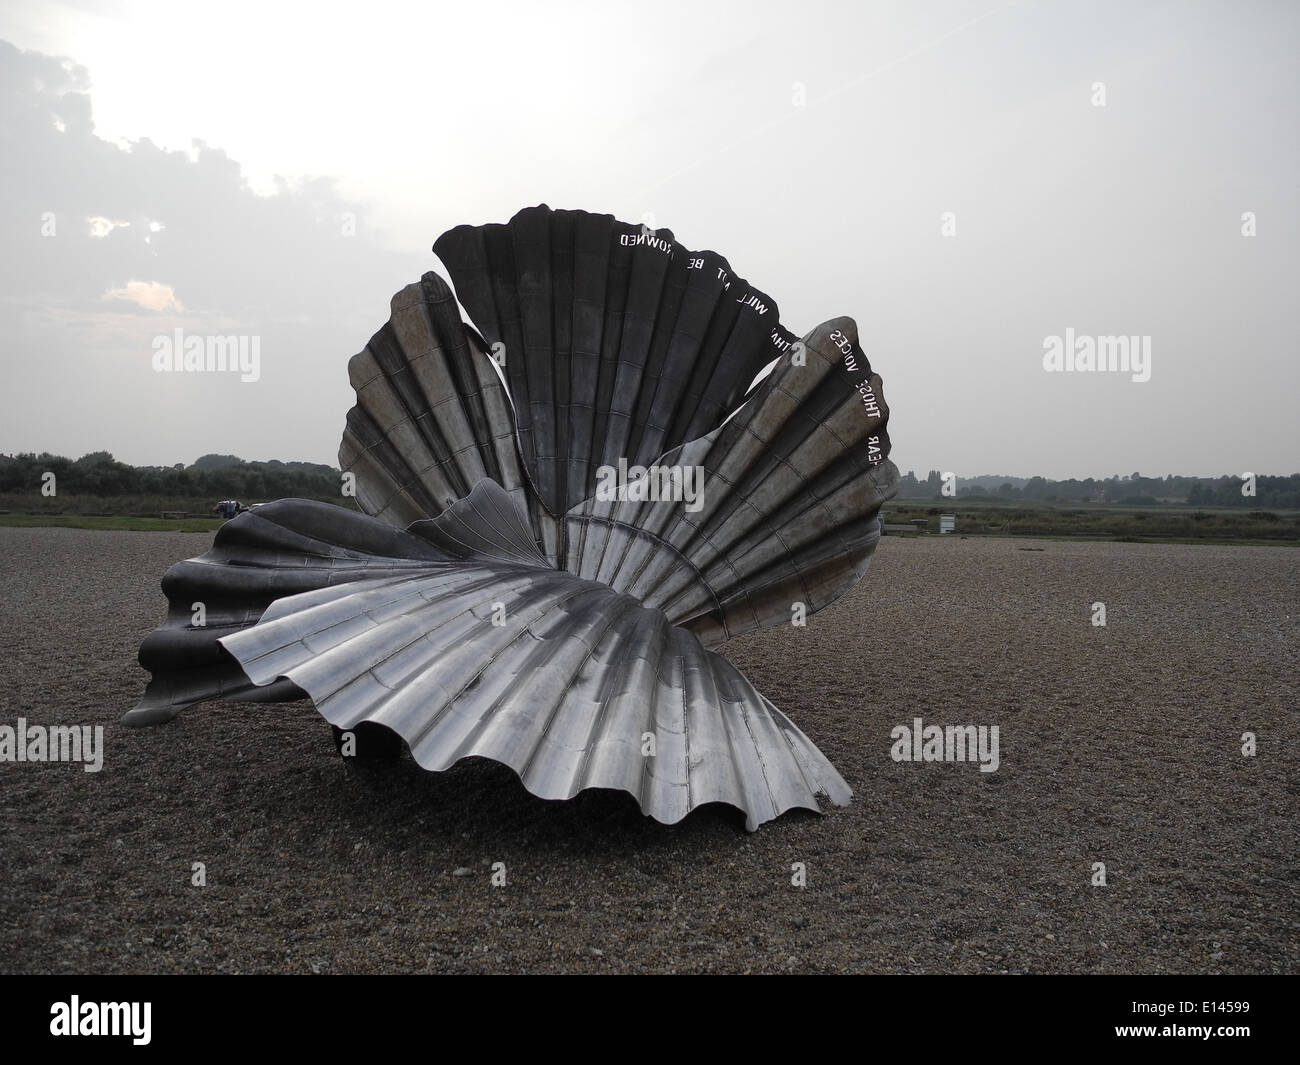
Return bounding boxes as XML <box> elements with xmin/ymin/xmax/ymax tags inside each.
<box><xmin>87</xmin><ymin>215</ymin><xmax>129</xmax><ymax>238</ymax></box>
<box><xmin>102</xmin><ymin>279</ymin><xmax>182</xmax><ymax>312</ymax></box>
<box><xmin>0</xmin><ymin>38</ymin><xmax>418</xmax><ymax>322</ymax></box>
<box><xmin>0</xmin><ymin>37</ymin><xmax>426</xmax><ymax>466</ymax></box>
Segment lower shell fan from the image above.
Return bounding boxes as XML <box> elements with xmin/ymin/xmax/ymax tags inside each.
<box><xmin>128</xmin><ymin>204</ymin><xmax>898</xmax><ymax>830</ymax></box>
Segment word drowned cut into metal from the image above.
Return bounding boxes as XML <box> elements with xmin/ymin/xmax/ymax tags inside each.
<box><xmin>128</xmin><ymin>204</ymin><xmax>899</xmax><ymax>831</ymax></box>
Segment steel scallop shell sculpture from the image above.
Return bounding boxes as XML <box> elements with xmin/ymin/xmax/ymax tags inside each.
<box><xmin>127</xmin><ymin>205</ymin><xmax>899</xmax><ymax>830</ymax></box>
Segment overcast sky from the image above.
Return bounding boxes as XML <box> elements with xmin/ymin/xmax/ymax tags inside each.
<box><xmin>0</xmin><ymin>0</ymin><xmax>1295</xmax><ymax>480</ymax></box>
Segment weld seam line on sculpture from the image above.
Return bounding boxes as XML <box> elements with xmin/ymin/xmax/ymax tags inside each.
<box><xmin>491</xmin><ymin>346</ymin><xmax>555</xmax><ymax>528</ymax></box>
<box><xmin>727</xmin><ymin>670</ymin><xmax>781</xmax><ymax>823</ymax></box>
<box><xmin>567</xmin><ymin>219</ymin><xmax>605</xmax><ymax>513</ymax></box>
<box><xmin>583</xmin><ymin>485</ymin><xmax>621</xmax><ymax>585</ymax></box>
<box><xmin>388</xmin><ymin>469</ymin><xmax>447</xmax><ymax>521</ymax></box>
<box><xmin>815</xmin><ymin>395</ymin><xmax>883</xmax><ymax>456</ymax></box>
<box><xmin>458</xmin><ymin>512</ymin><xmax>540</xmax><ymax>567</ymax></box>
<box><xmin>469</xmin><ymin>227</ymin><xmax>504</xmax><ymax>355</ymax></box>
<box><xmin>569</xmin><ymin>432</ymin><xmax>719</xmax><ymax>588</ymax></box>
<box><xmin>625</xmin><ymin>347</ymin><xmax>663</xmax><ymax>469</ymax></box>
<box><xmin>604</xmin><ymin>496</ymin><xmax>658</xmax><ymax>593</ymax></box>
<box><xmin>622</xmin><ymin>244</ymin><xmax>677</xmax><ymax>469</ymax></box>
<box><xmin>344</xmin><ymin>424</ymin><xmax>411</xmax><ymax>511</ymax></box>
<box><xmin>606</xmin><ymin>501</ymin><xmax>691</xmax><ymax>602</ymax></box>
<box><xmin>517</xmin><ymin>236</ymin><xmax>553</xmax><ymax>510</ymax></box>
<box><xmin>210</xmin><ymin>569</ymin><xmax>416</xmax><ymax>629</ymax></box>
<box><xmin>400</xmin><ymin>578</ymin><xmax>601</xmax><ymax>753</ymax></box>
<box><xmin>624</xmin><ymin>503</ymin><xmax>742</xmax><ymax>628</ymax></box>
<box><xmin>571</xmin><ymin>502</ymin><xmax>593</xmax><ymax>582</ymax></box>
<box><xmin>638</xmin><ymin>261</ymin><xmax>701</xmax><ymax>465</ymax></box>
<box><xmin>304</xmin><ymin>570</ymin><xmax>562</xmax><ymax>713</ymax></box>
<box><xmin>867</xmin><ymin>460</ymin><xmax>897</xmax><ymax>499</ymax></box>
<box><xmin>567</xmin><ymin>596</ymin><xmax>649</xmax><ymax>795</ymax></box>
<box><xmin>420</xmin><ymin>276</ymin><xmax>492</xmax><ymax>415</ymax></box>
<box><xmin>713</xmin><ymin>505</ymin><xmax>824</xmax><ymax>625</ymax></box>
<box><xmin>351</xmin><ymin>435</ymin><xmax>437</xmax><ymax>521</ymax></box>
<box><xmin>310</xmin><ymin>569</ymin><xmax>485</xmax><ymax>632</ymax></box>
<box><xmin>371</xmin><ymin>488</ymin><xmax>417</xmax><ymax>531</ymax></box>
<box><xmin>776</xmin><ymin>466</ymin><xmax>878</xmax><ymax>548</ymax></box>
<box><xmin>410</xmin><ymin>488</ymin><xmax>524</xmax><ymax>564</ymax></box>
<box><xmin>353</xmin><ymin>570</ymin><xmax>544</xmax><ymax>691</ymax></box>
<box><xmin>572</xmin><ymin>500</ymin><xmax>603</xmax><ymax>581</ymax></box>
<box><xmin>550</xmin><ymin>212</ymin><xmax>569</xmax><ymax>519</ymax></box>
<box><xmin>233</xmin><ymin>511</ymin><xmax>427</xmax><ymax>564</ymax></box>
<box><xmin>349</xmin><ymin>359</ymin><xmax>387</xmax><ymax>388</ymax></box>
<box><xmin>604</xmin><ymin>230</ymin><xmax>655</xmax><ymax>470</ymax></box>
<box><xmin>404</xmin><ymin>397</ymin><xmax>466</xmax><ymax>501</ymax></box>
<box><xmin>593</xmin><ymin>487</ymin><xmax>653</xmax><ymax>591</ymax></box>
<box><xmin>469</xmin><ymin>583</ymin><xmax>633</xmax><ymax>776</ymax></box>
<box><xmin>362</xmin><ymin>590</ymin><xmax>477</xmax><ymax>676</ymax></box>
<box><xmin>702</xmin><ymin>636</ymin><xmax>762</xmax><ymax>820</ymax></box>
<box><xmin>522</xmin><ymin>496</ymin><xmax>555</xmax><ymax>568</ymax></box>
<box><xmin>318</xmin><ymin>589</ymin><xmax>497</xmax><ymax>709</ymax></box>
<box><xmin>177</xmin><ymin>617</ymin><xmax>261</xmax><ymax>635</ymax></box>
<box><xmin>462</xmin><ymin>489</ymin><xmax>520</xmax><ymax>561</ymax></box>
<box><xmin>351</xmin><ymin>397</ymin><xmax>419</xmax><ymax>476</ymax></box>
<box><xmin>344</xmin><ymin>429</ymin><xmax>413</xmax><ymax>516</ymax></box>
<box><xmin>235</xmin><ymin>571</ymin><xmax>479</xmax><ymax>668</ymax></box>
<box><xmin>691</xmin><ymin>323</ymin><xmax>757</xmax><ymax>441</ymax></box>
<box><xmin>510</xmin><ymin>222</ymin><xmax>545</xmax><ymax>509</ymax></box>
<box><xmin>761</xmin><ymin>694</ymin><xmax>831</xmax><ymax>804</ymax></box>
<box><xmin>762</xmin><ymin>384</ymin><xmax>860</xmax><ymax>483</ymax></box>
<box><xmin>431</xmin><ymin>339</ymin><xmax>495</xmax><ymax>478</ymax></box>
<box><xmin>470</xmin><ymin>230</ymin><xmax>534</xmax><ymax>489</ymax></box>
<box><xmin>651</xmin><ymin>417</ymin><xmax>777</xmax><ymax>567</ymax></box>
<box><xmin>563</xmin><ymin>514</ymin><xmax>725</xmax><ymax>625</ymax></box>
<box><xmin>428</xmin><ymin>440</ymin><xmax>496</xmax><ymax>504</ymax></box>
<box><xmin>378</xmin><ymin>339</ymin><xmax>463</xmax><ymax>499</ymax></box>
<box><xmin>621</xmin><ymin>490</ymin><xmax>683</xmax><ymax>589</ymax></box>
<box><xmin>482</xmin><ymin>485</ymin><xmax>548</xmax><ymax>565</ymax></box>
<box><xmin>632</xmin><ymin>611</ymin><xmax>671</xmax><ymax>809</ymax></box>
<box><xmin>663</xmin><ymin>493</ymin><xmax>803</xmax><ymax>636</ymax></box>
<box><xmin>461</xmin><ymin>375</ymin><xmax>504</xmax><ymax>491</ymax></box>
<box><xmin>666</xmin><ymin>272</ymin><xmax>731</xmax><ymax>444</ymax></box>
<box><xmin>667</xmin><ymin>419</ymin><xmax>856</xmax><ymax>593</ymax></box>
<box><xmin>416</xmin><ymin>518</ymin><xmax>523</xmax><ymax>567</ymax></box>
<box><xmin>586</xmin><ymin>238</ymin><xmax>627</xmax><ymax>515</ymax></box>
<box><xmin>609</xmin><ymin>260</ymin><xmax>664</xmax><ymax>467</ymax></box>
<box><xmin>692</xmin><ymin>340</ymin><xmax>755</xmax><ymax>442</ymax></box>
<box><xmin>678</xmin><ymin>634</ymin><xmax>693</xmax><ymax>815</ymax></box>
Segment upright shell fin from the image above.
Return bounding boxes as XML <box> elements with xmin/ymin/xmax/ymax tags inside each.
<box><xmin>339</xmin><ymin>272</ymin><xmax>536</xmax><ymax>535</ymax></box>
<box><xmin>565</xmin><ymin>315</ymin><xmax>897</xmax><ymax>645</ymax></box>
<box><xmin>433</xmin><ymin>204</ymin><xmax>799</xmax><ymax>517</ymax></box>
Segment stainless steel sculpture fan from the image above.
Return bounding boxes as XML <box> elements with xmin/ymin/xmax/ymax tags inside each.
<box><xmin>127</xmin><ymin>205</ymin><xmax>899</xmax><ymax>830</ymax></box>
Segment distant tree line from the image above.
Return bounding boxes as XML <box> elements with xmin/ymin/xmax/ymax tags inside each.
<box><xmin>4</xmin><ymin>452</ymin><xmax>1297</xmax><ymax>509</ymax></box>
<box><xmin>898</xmin><ymin>470</ymin><xmax>1300</xmax><ymax>508</ymax></box>
<box><xmin>0</xmin><ymin>452</ymin><xmax>341</xmax><ymax>501</ymax></box>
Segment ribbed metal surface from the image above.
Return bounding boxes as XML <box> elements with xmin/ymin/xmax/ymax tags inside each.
<box><xmin>433</xmin><ymin>205</ymin><xmax>801</xmax><ymax>517</ymax></box>
<box><xmin>214</xmin><ymin>482</ymin><xmax>850</xmax><ymax>830</ymax></box>
<box><xmin>129</xmin><ymin>204</ymin><xmax>898</xmax><ymax>830</ymax></box>
<box><xmin>562</xmin><ymin>316</ymin><xmax>896</xmax><ymax>647</ymax></box>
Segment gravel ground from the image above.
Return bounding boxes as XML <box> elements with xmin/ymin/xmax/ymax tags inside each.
<box><xmin>1</xmin><ymin>527</ymin><xmax>1295</xmax><ymax>974</ymax></box>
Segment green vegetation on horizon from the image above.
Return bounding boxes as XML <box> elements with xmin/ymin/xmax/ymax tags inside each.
<box><xmin>884</xmin><ymin>502</ymin><xmax>1299</xmax><ymax>544</ymax></box>
<box><xmin>0</xmin><ymin>451</ymin><xmax>341</xmax><ymax>502</ymax></box>
<box><xmin>899</xmin><ymin>469</ymin><xmax>1300</xmax><ymax>508</ymax></box>
<box><xmin>0</xmin><ymin>514</ymin><xmax>223</xmax><ymax>533</ymax></box>
<box><xmin>2</xmin><ymin>451</ymin><xmax>1297</xmax><ymax>544</ymax></box>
